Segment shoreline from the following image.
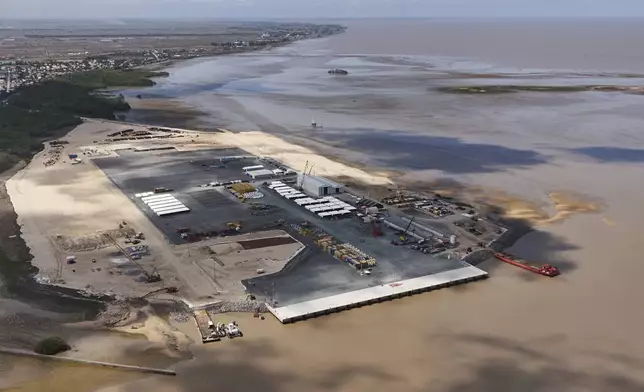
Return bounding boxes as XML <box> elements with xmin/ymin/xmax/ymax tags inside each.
<box><xmin>0</xmin><ymin>162</ymin><xmax>110</xmax><ymax>316</ymax></box>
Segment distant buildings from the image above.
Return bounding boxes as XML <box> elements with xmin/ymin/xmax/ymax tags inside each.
<box><xmin>0</xmin><ymin>23</ymin><xmax>346</xmax><ymax>93</ymax></box>
<box><xmin>0</xmin><ymin>58</ymin><xmax>114</xmax><ymax>92</ymax></box>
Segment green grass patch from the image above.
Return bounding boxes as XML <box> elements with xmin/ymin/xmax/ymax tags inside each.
<box><xmin>0</xmin><ymin>77</ymin><xmax>137</xmax><ymax>173</ymax></box>
<box><xmin>58</xmin><ymin>69</ymin><xmax>169</xmax><ymax>89</ymax></box>
<box><xmin>436</xmin><ymin>85</ymin><xmax>593</xmax><ymax>94</ymax></box>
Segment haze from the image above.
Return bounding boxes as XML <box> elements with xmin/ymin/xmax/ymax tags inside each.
<box><xmin>3</xmin><ymin>0</ymin><xmax>644</xmax><ymax>19</ymax></box>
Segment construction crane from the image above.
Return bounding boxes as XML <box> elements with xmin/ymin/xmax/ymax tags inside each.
<box><xmin>299</xmin><ymin>160</ymin><xmax>310</xmax><ymax>188</ymax></box>
<box><xmin>103</xmin><ymin>233</ymin><xmax>161</xmax><ymax>283</ymax></box>
<box><xmin>400</xmin><ymin>217</ymin><xmax>415</xmax><ymax>241</ymax></box>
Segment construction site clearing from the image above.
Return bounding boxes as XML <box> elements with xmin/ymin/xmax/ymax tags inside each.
<box><xmin>6</xmin><ymin>119</ymin><xmax>540</xmax><ymax>326</ymax></box>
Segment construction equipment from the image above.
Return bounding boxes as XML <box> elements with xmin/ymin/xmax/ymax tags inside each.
<box><xmin>226</xmin><ymin>321</ymin><xmax>243</xmax><ymax>338</ymax></box>
<box><xmin>226</xmin><ymin>222</ymin><xmax>242</xmax><ymax>231</ymax></box>
<box><xmin>494</xmin><ymin>252</ymin><xmax>560</xmax><ymax>277</ymax></box>
<box><xmin>371</xmin><ymin>220</ymin><xmax>383</xmax><ymax>237</ymax></box>
<box><xmin>298</xmin><ymin>160</ymin><xmax>310</xmax><ymax>188</ymax></box>
<box><xmin>299</xmin><ymin>221</ymin><xmax>312</xmax><ymax>236</ymax></box>
<box><xmin>103</xmin><ymin>233</ymin><xmax>161</xmax><ymax>283</ymax></box>
<box><xmin>400</xmin><ymin>217</ymin><xmax>415</xmax><ymax>241</ymax></box>
<box><xmin>140</xmin><ymin>286</ymin><xmax>178</xmax><ymax>299</ymax></box>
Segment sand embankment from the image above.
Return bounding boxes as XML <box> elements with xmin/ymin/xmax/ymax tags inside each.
<box><xmin>215</xmin><ymin>129</ymin><xmax>393</xmax><ymax>187</ymax></box>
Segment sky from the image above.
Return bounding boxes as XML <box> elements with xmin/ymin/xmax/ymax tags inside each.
<box><xmin>1</xmin><ymin>0</ymin><xmax>643</xmax><ymax>19</ymax></box>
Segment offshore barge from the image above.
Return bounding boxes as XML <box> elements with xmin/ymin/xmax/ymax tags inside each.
<box><xmin>494</xmin><ymin>252</ymin><xmax>560</xmax><ymax>277</ymax></box>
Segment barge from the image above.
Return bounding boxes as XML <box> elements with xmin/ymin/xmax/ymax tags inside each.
<box><xmin>493</xmin><ymin>252</ymin><xmax>560</xmax><ymax>277</ymax></box>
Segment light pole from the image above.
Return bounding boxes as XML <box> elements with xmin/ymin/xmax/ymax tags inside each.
<box><xmin>272</xmin><ymin>282</ymin><xmax>276</xmax><ymax>306</ymax></box>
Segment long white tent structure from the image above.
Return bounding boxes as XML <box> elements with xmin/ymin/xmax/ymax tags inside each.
<box><xmin>141</xmin><ymin>194</ymin><xmax>175</xmax><ymax>202</ymax></box>
<box><xmin>157</xmin><ymin>207</ymin><xmax>190</xmax><ymax>216</ymax></box>
<box><xmin>138</xmin><ymin>193</ymin><xmax>190</xmax><ymax>217</ymax></box>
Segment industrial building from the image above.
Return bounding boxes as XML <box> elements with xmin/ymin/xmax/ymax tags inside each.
<box><xmin>268</xmin><ymin>181</ymin><xmax>355</xmax><ymax>219</ymax></box>
<box><xmin>299</xmin><ymin>174</ymin><xmax>342</xmax><ymax>197</ymax></box>
<box><xmin>242</xmin><ymin>165</ymin><xmax>264</xmax><ymax>172</ymax></box>
<box><xmin>246</xmin><ymin>169</ymin><xmax>275</xmax><ymax>180</ymax></box>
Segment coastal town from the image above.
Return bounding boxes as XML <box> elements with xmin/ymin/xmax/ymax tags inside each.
<box><xmin>0</xmin><ymin>22</ymin><xmax>345</xmax><ymax>92</ymax></box>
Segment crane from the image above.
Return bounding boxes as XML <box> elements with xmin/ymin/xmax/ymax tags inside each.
<box><xmin>299</xmin><ymin>160</ymin><xmax>310</xmax><ymax>188</ymax></box>
<box><xmin>400</xmin><ymin>217</ymin><xmax>415</xmax><ymax>241</ymax></box>
<box><xmin>103</xmin><ymin>233</ymin><xmax>161</xmax><ymax>283</ymax></box>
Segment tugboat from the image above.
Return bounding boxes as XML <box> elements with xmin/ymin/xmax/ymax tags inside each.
<box><xmin>311</xmin><ymin>116</ymin><xmax>322</xmax><ymax>129</ymax></box>
<box><xmin>226</xmin><ymin>321</ymin><xmax>243</xmax><ymax>338</ymax></box>
<box><xmin>328</xmin><ymin>69</ymin><xmax>349</xmax><ymax>75</ymax></box>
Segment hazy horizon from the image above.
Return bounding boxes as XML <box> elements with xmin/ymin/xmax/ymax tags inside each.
<box><xmin>4</xmin><ymin>16</ymin><xmax>644</xmax><ymax>21</ymax></box>
<box><xmin>3</xmin><ymin>0</ymin><xmax>644</xmax><ymax>19</ymax></box>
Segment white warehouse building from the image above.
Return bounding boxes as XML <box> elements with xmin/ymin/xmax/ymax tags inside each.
<box><xmin>247</xmin><ymin>169</ymin><xmax>275</xmax><ymax>180</ymax></box>
<box><xmin>299</xmin><ymin>174</ymin><xmax>342</xmax><ymax>197</ymax></box>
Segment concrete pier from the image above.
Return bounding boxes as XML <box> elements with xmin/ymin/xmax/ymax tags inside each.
<box><xmin>0</xmin><ymin>347</ymin><xmax>176</xmax><ymax>376</ymax></box>
<box><xmin>266</xmin><ymin>265</ymin><xmax>487</xmax><ymax>323</ymax></box>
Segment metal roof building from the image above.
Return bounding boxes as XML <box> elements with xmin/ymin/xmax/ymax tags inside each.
<box><xmin>298</xmin><ymin>174</ymin><xmax>343</xmax><ymax>197</ymax></box>
<box><xmin>247</xmin><ymin>169</ymin><xmax>275</xmax><ymax>180</ymax></box>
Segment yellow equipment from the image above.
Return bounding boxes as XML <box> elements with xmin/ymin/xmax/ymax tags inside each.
<box><xmin>227</xmin><ymin>222</ymin><xmax>242</xmax><ymax>231</ymax></box>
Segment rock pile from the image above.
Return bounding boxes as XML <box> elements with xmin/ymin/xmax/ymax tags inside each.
<box><xmin>209</xmin><ymin>299</ymin><xmax>267</xmax><ymax>314</ymax></box>
<box><xmin>169</xmin><ymin>311</ymin><xmax>190</xmax><ymax>324</ymax></box>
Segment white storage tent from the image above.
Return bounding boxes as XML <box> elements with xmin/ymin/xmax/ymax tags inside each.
<box><xmin>157</xmin><ymin>207</ymin><xmax>190</xmax><ymax>216</ymax></box>
<box><xmin>138</xmin><ymin>193</ymin><xmax>190</xmax><ymax>216</ymax></box>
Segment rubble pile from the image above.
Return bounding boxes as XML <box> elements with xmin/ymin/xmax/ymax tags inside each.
<box><xmin>209</xmin><ymin>299</ymin><xmax>268</xmax><ymax>314</ymax></box>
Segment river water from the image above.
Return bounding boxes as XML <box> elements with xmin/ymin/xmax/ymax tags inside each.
<box><xmin>123</xmin><ymin>18</ymin><xmax>644</xmax><ymax>190</ymax></box>
<box><xmin>7</xmin><ymin>18</ymin><xmax>644</xmax><ymax>391</ymax></box>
